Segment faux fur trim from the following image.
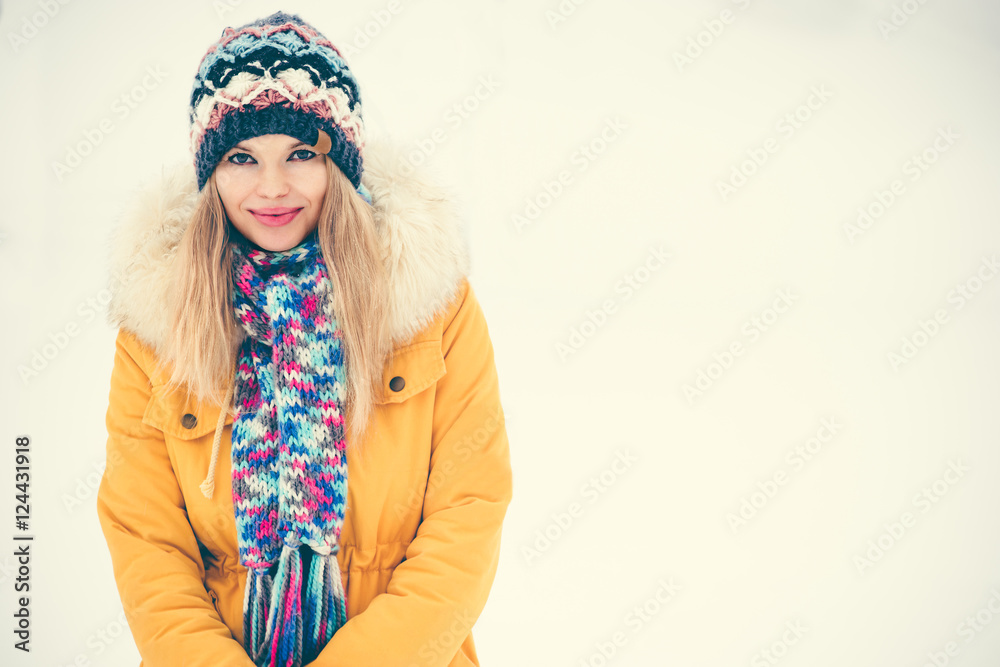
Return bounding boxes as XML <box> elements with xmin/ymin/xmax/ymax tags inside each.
<box><xmin>104</xmin><ymin>135</ymin><xmax>470</xmax><ymax>362</ymax></box>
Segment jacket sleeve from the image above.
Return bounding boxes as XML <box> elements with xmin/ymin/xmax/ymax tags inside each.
<box><xmin>311</xmin><ymin>278</ymin><xmax>514</xmax><ymax>667</ymax></box>
<box><xmin>96</xmin><ymin>328</ymin><xmax>257</xmax><ymax>667</ymax></box>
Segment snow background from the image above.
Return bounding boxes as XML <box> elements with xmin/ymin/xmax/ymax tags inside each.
<box><xmin>2</xmin><ymin>0</ymin><xmax>1000</xmax><ymax>665</ymax></box>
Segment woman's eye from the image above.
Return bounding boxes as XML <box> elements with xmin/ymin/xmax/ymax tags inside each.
<box><xmin>227</xmin><ymin>152</ymin><xmax>255</xmax><ymax>165</ymax></box>
<box><xmin>291</xmin><ymin>149</ymin><xmax>317</xmax><ymax>161</ymax></box>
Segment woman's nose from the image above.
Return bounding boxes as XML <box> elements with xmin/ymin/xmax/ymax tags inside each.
<box><xmin>255</xmin><ymin>163</ymin><xmax>291</xmax><ymax>198</ymax></box>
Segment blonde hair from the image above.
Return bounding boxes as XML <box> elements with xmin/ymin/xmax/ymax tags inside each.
<box><xmin>155</xmin><ymin>156</ymin><xmax>392</xmax><ymax>452</ymax></box>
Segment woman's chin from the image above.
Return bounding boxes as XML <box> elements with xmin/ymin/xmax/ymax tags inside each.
<box><xmin>239</xmin><ymin>224</ymin><xmax>315</xmax><ymax>252</ymax></box>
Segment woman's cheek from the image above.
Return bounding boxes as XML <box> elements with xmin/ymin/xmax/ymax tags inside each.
<box><xmin>292</xmin><ymin>159</ymin><xmax>328</xmax><ymax>189</ymax></box>
<box><xmin>215</xmin><ymin>164</ymin><xmax>251</xmax><ymax>195</ymax></box>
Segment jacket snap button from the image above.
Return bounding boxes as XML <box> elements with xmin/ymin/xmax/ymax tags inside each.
<box><xmin>389</xmin><ymin>376</ymin><xmax>405</xmax><ymax>392</ymax></box>
<box><xmin>181</xmin><ymin>413</ymin><xmax>198</xmax><ymax>429</ymax></box>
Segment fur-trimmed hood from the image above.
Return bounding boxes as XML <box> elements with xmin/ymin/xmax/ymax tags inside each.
<box><xmin>104</xmin><ymin>135</ymin><xmax>471</xmax><ymax>363</ymax></box>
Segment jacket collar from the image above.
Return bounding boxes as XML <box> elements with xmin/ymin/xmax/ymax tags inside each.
<box><xmin>105</xmin><ymin>135</ymin><xmax>470</xmax><ymax>365</ymax></box>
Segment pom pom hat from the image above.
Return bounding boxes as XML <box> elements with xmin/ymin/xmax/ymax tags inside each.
<box><xmin>188</xmin><ymin>11</ymin><xmax>366</xmax><ymax>193</ymax></box>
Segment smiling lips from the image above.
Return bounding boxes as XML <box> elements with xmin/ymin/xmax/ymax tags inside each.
<box><xmin>249</xmin><ymin>207</ymin><xmax>303</xmax><ymax>227</ymax></box>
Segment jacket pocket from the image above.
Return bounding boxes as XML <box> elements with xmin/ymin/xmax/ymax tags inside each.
<box><xmin>377</xmin><ymin>340</ymin><xmax>446</xmax><ymax>405</ymax></box>
<box><xmin>141</xmin><ymin>384</ymin><xmax>234</xmax><ymax>440</ymax></box>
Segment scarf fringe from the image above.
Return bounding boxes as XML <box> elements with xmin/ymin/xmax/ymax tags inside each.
<box><xmin>244</xmin><ymin>543</ymin><xmax>348</xmax><ymax>667</ymax></box>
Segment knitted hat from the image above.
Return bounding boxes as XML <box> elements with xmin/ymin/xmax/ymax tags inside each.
<box><xmin>188</xmin><ymin>11</ymin><xmax>365</xmax><ymax>192</ymax></box>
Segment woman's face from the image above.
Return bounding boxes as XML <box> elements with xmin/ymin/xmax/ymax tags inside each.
<box><xmin>215</xmin><ymin>133</ymin><xmax>328</xmax><ymax>251</ymax></box>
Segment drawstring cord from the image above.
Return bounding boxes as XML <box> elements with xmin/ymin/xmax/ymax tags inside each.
<box><xmin>200</xmin><ymin>368</ymin><xmax>235</xmax><ymax>500</ymax></box>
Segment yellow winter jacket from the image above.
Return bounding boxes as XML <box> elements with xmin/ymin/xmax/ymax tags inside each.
<box><xmin>96</xmin><ymin>137</ymin><xmax>514</xmax><ymax>666</ymax></box>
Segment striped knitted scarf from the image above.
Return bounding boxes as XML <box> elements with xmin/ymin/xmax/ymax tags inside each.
<box><xmin>229</xmin><ymin>228</ymin><xmax>348</xmax><ymax>667</ymax></box>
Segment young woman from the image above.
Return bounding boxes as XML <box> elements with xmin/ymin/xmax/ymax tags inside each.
<box><xmin>96</xmin><ymin>12</ymin><xmax>513</xmax><ymax>667</ymax></box>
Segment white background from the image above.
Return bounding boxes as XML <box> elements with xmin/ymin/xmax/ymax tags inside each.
<box><xmin>2</xmin><ymin>0</ymin><xmax>1000</xmax><ymax>665</ymax></box>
